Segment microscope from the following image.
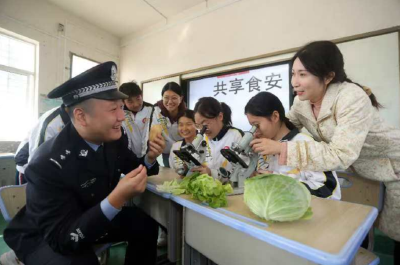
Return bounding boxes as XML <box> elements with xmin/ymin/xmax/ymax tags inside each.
<box><xmin>173</xmin><ymin>126</ymin><xmax>208</xmax><ymax>176</ymax></box>
<box><xmin>220</xmin><ymin>125</ymin><xmax>258</xmax><ymax>194</ymax></box>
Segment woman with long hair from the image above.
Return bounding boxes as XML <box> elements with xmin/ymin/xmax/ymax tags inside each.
<box><xmin>249</xmin><ymin>41</ymin><xmax>400</xmax><ymax>261</ymax></box>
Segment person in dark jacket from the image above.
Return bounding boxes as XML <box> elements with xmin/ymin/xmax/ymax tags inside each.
<box><xmin>4</xmin><ymin>61</ymin><xmax>165</xmax><ymax>265</ymax></box>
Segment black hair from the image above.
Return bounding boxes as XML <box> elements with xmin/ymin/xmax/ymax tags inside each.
<box><xmin>67</xmin><ymin>99</ymin><xmax>94</xmax><ymax>120</ymax></box>
<box><xmin>161</xmin><ymin>82</ymin><xmax>183</xmax><ymax>97</ymax></box>
<box><xmin>179</xmin><ymin>109</ymin><xmax>195</xmax><ymax>123</ymax></box>
<box><xmin>291</xmin><ymin>41</ymin><xmax>382</xmax><ymax>109</ymax></box>
<box><xmin>245</xmin><ymin>92</ymin><xmax>295</xmax><ymax>130</ymax></box>
<box><xmin>194</xmin><ymin>97</ymin><xmax>232</xmax><ymax>126</ymax></box>
<box><xmin>119</xmin><ymin>82</ymin><xmax>142</xmax><ymax>97</ymax></box>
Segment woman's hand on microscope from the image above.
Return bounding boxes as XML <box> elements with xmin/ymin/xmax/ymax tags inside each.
<box><xmin>250</xmin><ymin>138</ymin><xmax>283</xmax><ymax>155</ymax></box>
<box><xmin>191</xmin><ymin>165</ymin><xmax>211</xmax><ymax>176</ymax></box>
<box><xmin>250</xmin><ymin>170</ymin><xmax>273</xmax><ymax>178</ymax></box>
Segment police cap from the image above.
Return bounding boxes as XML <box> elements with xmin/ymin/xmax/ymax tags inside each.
<box><xmin>48</xmin><ymin>61</ymin><xmax>128</xmax><ymax>106</ymax></box>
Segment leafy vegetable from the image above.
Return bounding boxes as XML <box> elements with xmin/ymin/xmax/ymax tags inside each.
<box><xmin>244</xmin><ymin>174</ymin><xmax>312</xmax><ymax>222</ymax></box>
<box><xmin>156</xmin><ymin>179</ymin><xmax>186</xmax><ymax>195</ymax></box>
<box><xmin>186</xmin><ymin>174</ymin><xmax>233</xmax><ymax>208</ymax></box>
<box><xmin>156</xmin><ymin>172</ymin><xmax>233</xmax><ymax>208</ymax></box>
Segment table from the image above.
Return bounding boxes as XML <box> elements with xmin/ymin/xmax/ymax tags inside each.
<box><xmin>143</xmin><ymin>167</ymin><xmax>378</xmax><ymax>265</ymax></box>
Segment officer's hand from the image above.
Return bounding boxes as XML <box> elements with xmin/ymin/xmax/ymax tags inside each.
<box><xmin>147</xmin><ymin>135</ymin><xmax>166</xmax><ymax>164</ymax></box>
<box><xmin>108</xmin><ymin>165</ymin><xmax>147</xmax><ymax>209</ymax></box>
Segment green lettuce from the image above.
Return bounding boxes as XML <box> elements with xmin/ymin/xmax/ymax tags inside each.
<box><xmin>156</xmin><ymin>172</ymin><xmax>233</xmax><ymax>208</ymax></box>
<box><xmin>244</xmin><ymin>174</ymin><xmax>312</xmax><ymax>222</ymax></box>
<box><xmin>156</xmin><ymin>179</ymin><xmax>186</xmax><ymax>195</ymax></box>
<box><xmin>185</xmin><ymin>174</ymin><xmax>233</xmax><ymax>208</ymax></box>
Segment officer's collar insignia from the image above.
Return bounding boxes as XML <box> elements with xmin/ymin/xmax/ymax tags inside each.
<box><xmin>79</xmin><ymin>150</ymin><xmax>88</xmax><ymax>157</ymax></box>
<box><xmin>60</xmin><ymin>155</ymin><xmax>66</xmax><ymax>160</ymax></box>
<box><xmin>70</xmin><ymin>228</ymin><xmax>84</xmax><ymax>242</ymax></box>
<box><xmin>70</xmin><ymin>232</ymin><xmax>79</xmax><ymax>242</ymax></box>
<box><xmin>81</xmin><ymin>178</ymin><xmax>96</xmax><ymax>189</ymax></box>
<box><xmin>66</xmin><ymin>150</ymin><xmax>71</xmax><ymax>155</ymax></box>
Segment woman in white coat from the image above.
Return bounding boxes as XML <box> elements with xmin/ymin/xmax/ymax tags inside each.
<box><xmin>250</xmin><ymin>41</ymin><xmax>400</xmax><ymax>262</ymax></box>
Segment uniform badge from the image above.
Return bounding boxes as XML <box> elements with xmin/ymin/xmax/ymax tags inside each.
<box><xmin>111</xmin><ymin>65</ymin><xmax>117</xmax><ymax>81</ymax></box>
<box><xmin>60</xmin><ymin>155</ymin><xmax>66</xmax><ymax>160</ymax></box>
<box><xmin>79</xmin><ymin>150</ymin><xmax>88</xmax><ymax>157</ymax></box>
<box><xmin>142</xmin><ymin>117</ymin><xmax>148</xmax><ymax>124</ymax></box>
<box><xmin>66</xmin><ymin>150</ymin><xmax>71</xmax><ymax>155</ymax></box>
<box><xmin>80</xmin><ymin>178</ymin><xmax>97</xmax><ymax>189</ymax></box>
<box><xmin>70</xmin><ymin>228</ymin><xmax>85</xmax><ymax>242</ymax></box>
<box><xmin>70</xmin><ymin>232</ymin><xmax>79</xmax><ymax>242</ymax></box>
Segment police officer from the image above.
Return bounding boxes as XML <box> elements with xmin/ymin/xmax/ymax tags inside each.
<box><xmin>4</xmin><ymin>61</ymin><xmax>165</xmax><ymax>265</ymax></box>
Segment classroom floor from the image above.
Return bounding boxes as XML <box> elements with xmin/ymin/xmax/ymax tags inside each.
<box><xmin>0</xmin><ymin>213</ymin><xmax>395</xmax><ymax>265</ymax></box>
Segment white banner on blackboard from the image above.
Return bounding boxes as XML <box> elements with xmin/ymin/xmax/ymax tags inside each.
<box><xmin>189</xmin><ymin>63</ymin><xmax>290</xmax><ymax>131</ymax></box>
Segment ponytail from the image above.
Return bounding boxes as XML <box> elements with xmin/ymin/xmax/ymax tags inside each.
<box><xmin>345</xmin><ymin>78</ymin><xmax>383</xmax><ymax>109</ymax></box>
<box><xmin>245</xmin><ymin>92</ymin><xmax>293</xmax><ymax>129</ymax></box>
<box><xmin>283</xmin><ymin>116</ymin><xmax>296</xmax><ymax>130</ymax></box>
<box><xmin>194</xmin><ymin>97</ymin><xmax>232</xmax><ymax>126</ymax></box>
<box><xmin>220</xmin><ymin>102</ymin><xmax>232</xmax><ymax>126</ymax></box>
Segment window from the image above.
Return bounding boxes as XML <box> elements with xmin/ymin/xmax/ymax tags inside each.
<box><xmin>71</xmin><ymin>54</ymin><xmax>99</xmax><ymax>78</ymax></box>
<box><xmin>0</xmin><ymin>31</ymin><xmax>37</xmax><ymax>141</ymax></box>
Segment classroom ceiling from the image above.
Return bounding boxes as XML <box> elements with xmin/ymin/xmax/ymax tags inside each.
<box><xmin>47</xmin><ymin>0</ymin><xmax>207</xmax><ymax>37</ymax></box>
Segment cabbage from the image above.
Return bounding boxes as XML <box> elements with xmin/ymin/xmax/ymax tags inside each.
<box><xmin>244</xmin><ymin>174</ymin><xmax>313</xmax><ymax>222</ymax></box>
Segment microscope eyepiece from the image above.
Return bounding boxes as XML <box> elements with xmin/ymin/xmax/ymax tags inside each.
<box><xmin>199</xmin><ymin>125</ymin><xmax>208</xmax><ymax>135</ymax></box>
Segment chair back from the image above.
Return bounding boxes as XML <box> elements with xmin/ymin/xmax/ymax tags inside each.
<box><xmin>0</xmin><ymin>184</ymin><xmax>27</xmax><ymax>222</ymax></box>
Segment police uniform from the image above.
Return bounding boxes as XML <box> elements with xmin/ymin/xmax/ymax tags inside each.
<box><xmin>4</xmin><ymin>62</ymin><xmax>159</xmax><ymax>265</ymax></box>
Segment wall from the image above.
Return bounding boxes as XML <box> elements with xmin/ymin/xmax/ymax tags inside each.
<box><xmin>0</xmin><ymin>0</ymin><xmax>121</xmax><ymax>150</ymax></box>
<box><xmin>0</xmin><ymin>0</ymin><xmax>120</xmax><ymax>113</ymax></box>
<box><xmin>120</xmin><ymin>0</ymin><xmax>400</xmax><ymax>83</ymax></box>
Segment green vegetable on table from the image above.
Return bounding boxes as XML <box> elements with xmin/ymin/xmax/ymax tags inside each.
<box><xmin>244</xmin><ymin>174</ymin><xmax>313</xmax><ymax>222</ymax></box>
<box><xmin>156</xmin><ymin>172</ymin><xmax>233</xmax><ymax>208</ymax></box>
<box><xmin>155</xmin><ymin>178</ymin><xmax>186</xmax><ymax>195</ymax></box>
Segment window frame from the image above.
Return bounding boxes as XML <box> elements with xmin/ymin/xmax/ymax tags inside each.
<box><xmin>69</xmin><ymin>53</ymin><xmax>100</xmax><ymax>79</ymax></box>
<box><xmin>0</xmin><ymin>29</ymin><xmax>38</xmax><ymax>141</ymax></box>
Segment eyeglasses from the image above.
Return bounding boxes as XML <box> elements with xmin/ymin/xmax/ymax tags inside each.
<box><xmin>163</xmin><ymin>96</ymin><xmax>180</xmax><ymax>103</ymax></box>
<box><xmin>194</xmin><ymin>117</ymin><xmax>217</xmax><ymax>130</ymax></box>
<box><xmin>194</xmin><ymin>123</ymin><xmax>206</xmax><ymax>130</ymax></box>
